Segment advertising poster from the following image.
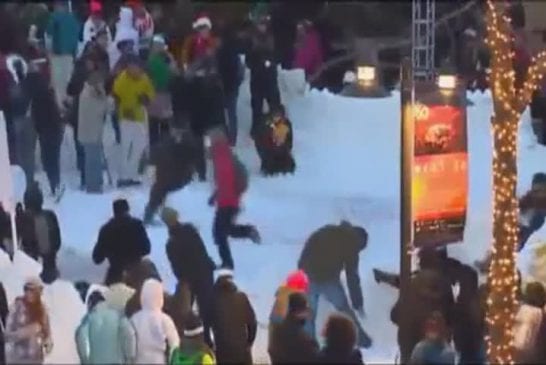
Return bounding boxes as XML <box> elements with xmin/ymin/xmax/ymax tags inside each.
<box><xmin>412</xmin><ymin>103</ymin><xmax>468</xmax><ymax>247</ymax></box>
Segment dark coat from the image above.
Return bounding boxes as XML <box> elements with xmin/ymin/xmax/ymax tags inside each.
<box><xmin>188</xmin><ymin>75</ymin><xmax>226</xmax><ymax>136</ymax></box>
<box><xmin>217</xmin><ymin>29</ymin><xmax>244</xmax><ymax>96</ymax></box>
<box><xmin>318</xmin><ymin>348</ymin><xmax>363</xmax><ymax>364</ymax></box>
<box><xmin>246</xmin><ymin>30</ymin><xmax>278</xmax><ymax>89</ymax></box>
<box><xmin>298</xmin><ymin>222</ymin><xmax>365</xmax><ymax>309</ymax></box>
<box><xmin>16</xmin><ymin>209</ymin><xmax>61</xmax><ymax>260</ymax></box>
<box><xmin>170</xmin><ymin>74</ymin><xmax>193</xmax><ymax>129</ymax></box>
<box><xmin>0</xmin><ymin>282</ymin><xmax>8</xmax><ymax>365</ymax></box>
<box><xmin>30</xmin><ymin>73</ymin><xmax>62</xmax><ymax>138</ymax></box>
<box><xmin>166</xmin><ymin>222</ymin><xmax>215</xmax><ymax>284</ymax></box>
<box><xmin>212</xmin><ymin>277</ymin><xmax>257</xmax><ymax>364</ymax></box>
<box><xmin>269</xmin><ymin>314</ymin><xmax>319</xmax><ymax>364</ymax></box>
<box><xmin>92</xmin><ymin>215</ymin><xmax>151</xmax><ymax>286</ymax></box>
<box><xmin>391</xmin><ymin>268</ymin><xmax>455</xmax><ymax>360</ymax></box>
<box><xmin>153</xmin><ymin>133</ymin><xmax>196</xmax><ymax>189</ymax></box>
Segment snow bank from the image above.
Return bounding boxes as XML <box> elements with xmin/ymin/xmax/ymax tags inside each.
<box><xmin>0</xmin><ymin>250</ymin><xmax>85</xmax><ymax>364</ymax></box>
<box><xmin>18</xmin><ymin>70</ymin><xmax>546</xmax><ymax>363</ymax></box>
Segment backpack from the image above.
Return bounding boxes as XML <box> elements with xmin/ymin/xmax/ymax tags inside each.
<box><xmin>170</xmin><ymin>348</ymin><xmax>206</xmax><ymax>365</ymax></box>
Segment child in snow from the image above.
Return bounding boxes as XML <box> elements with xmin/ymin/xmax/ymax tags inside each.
<box><xmin>254</xmin><ymin>105</ymin><xmax>295</xmax><ymax>176</ymax></box>
<box><xmin>130</xmin><ymin>278</ymin><xmax>180</xmax><ymax>364</ymax></box>
<box><xmin>170</xmin><ymin>311</ymin><xmax>215</xmax><ymax>365</ymax></box>
<box><xmin>4</xmin><ymin>277</ymin><xmax>53</xmax><ymax>365</ymax></box>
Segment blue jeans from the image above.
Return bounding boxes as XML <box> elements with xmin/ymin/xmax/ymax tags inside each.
<box><xmin>82</xmin><ymin>143</ymin><xmax>103</xmax><ymax>193</ymax></box>
<box><xmin>304</xmin><ymin>279</ymin><xmax>372</xmax><ymax>348</ymax></box>
<box><xmin>225</xmin><ymin>91</ymin><xmax>239</xmax><ymax>146</ymax></box>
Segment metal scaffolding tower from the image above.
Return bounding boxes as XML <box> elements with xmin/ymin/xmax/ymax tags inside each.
<box><xmin>412</xmin><ymin>0</ymin><xmax>436</xmax><ymax>80</ymax></box>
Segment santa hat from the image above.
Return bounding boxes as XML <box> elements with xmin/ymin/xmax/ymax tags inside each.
<box><xmin>193</xmin><ymin>14</ymin><xmax>212</xmax><ymax>30</ymax></box>
<box><xmin>90</xmin><ymin>1</ymin><xmax>102</xmax><ymax>14</ymax></box>
<box><xmin>286</xmin><ymin>270</ymin><xmax>309</xmax><ymax>292</ymax></box>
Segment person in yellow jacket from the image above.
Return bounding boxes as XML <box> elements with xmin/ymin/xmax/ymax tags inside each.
<box><xmin>112</xmin><ymin>54</ymin><xmax>155</xmax><ymax>187</ymax></box>
<box><xmin>268</xmin><ymin>270</ymin><xmax>310</xmax><ymax>357</ymax></box>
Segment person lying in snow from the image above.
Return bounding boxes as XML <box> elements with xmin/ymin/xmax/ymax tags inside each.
<box><xmin>254</xmin><ymin>105</ymin><xmax>296</xmax><ymax>176</ymax></box>
<box><xmin>475</xmin><ymin>172</ymin><xmax>546</xmax><ymax>273</ymax></box>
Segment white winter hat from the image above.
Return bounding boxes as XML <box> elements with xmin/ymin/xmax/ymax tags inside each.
<box><xmin>152</xmin><ymin>34</ymin><xmax>166</xmax><ymax>45</ymax></box>
<box><xmin>193</xmin><ymin>15</ymin><xmax>212</xmax><ymax>30</ymax></box>
<box><xmin>216</xmin><ymin>268</ymin><xmax>234</xmax><ymax>280</ymax></box>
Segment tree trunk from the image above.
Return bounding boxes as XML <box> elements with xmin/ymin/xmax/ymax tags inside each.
<box><xmin>488</xmin><ymin>112</ymin><xmax>519</xmax><ymax>363</ymax></box>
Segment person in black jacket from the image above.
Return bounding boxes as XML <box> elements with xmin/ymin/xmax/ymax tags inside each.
<box><xmin>216</xmin><ymin>19</ymin><xmax>244</xmax><ymax>146</ymax></box>
<box><xmin>162</xmin><ymin>206</ymin><xmax>216</xmax><ymax>348</ymax></box>
<box><xmin>269</xmin><ymin>292</ymin><xmax>319</xmax><ymax>364</ymax></box>
<box><xmin>318</xmin><ymin>313</ymin><xmax>364</xmax><ymax>364</ymax></box>
<box><xmin>0</xmin><ymin>204</ymin><xmax>12</xmax><ymax>260</ymax></box>
<box><xmin>0</xmin><ymin>281</ymin><xmax>8</xmax><ymax>365</ymax></box>
<box><xmin>254</xmin><ymin>105</ymin><xmax>295</xmax><ymax>176</ymax></box>
<box><xmin>186</xmin><ymin>54</ymin><xmax>226</xmax><ymax>181</ymax></box>
<box><xmin>143</xmin><ymin>128</ymin><xmax>197</xmax><ymax>225</ymax></box>
<box><xmin>246</xmin><ymin>13</ymin><xmax>281</xmax><ymax>137</ymax></box>
<box><xmin>16</xmin><ymin>182</ymin><xmax>62</xmax><ymax>284</ymax></box>
<box><xmin>212</xmin><ymin>269</ymin><xmax>257</xmax><ymax>364</ymax></box>
<box><xmin>298</xmin><ymin>221</ymin><xmax>372</xmax><ymax>349</ymax></box>
<box><xmin>92</xmin><ymin>199</ymin><xmax>151</xmax><ymax>285</ymax></box>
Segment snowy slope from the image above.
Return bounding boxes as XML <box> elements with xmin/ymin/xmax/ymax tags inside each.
<box><xmin>6</xmin><ymin>70</ymin><xmax>546</xmax><ymax>363</ymax></box>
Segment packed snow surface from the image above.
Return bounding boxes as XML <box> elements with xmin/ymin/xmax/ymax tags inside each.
<box><xmin>4</xmin><ymin>70</ymin><xmax>546</xmax><ymax>363</ymax></box>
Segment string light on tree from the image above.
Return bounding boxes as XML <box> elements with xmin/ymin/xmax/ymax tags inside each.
<box><xmin>484</xmin><ymin>0</ymin><xmax>546</xmax><ymax>364</ymax></box>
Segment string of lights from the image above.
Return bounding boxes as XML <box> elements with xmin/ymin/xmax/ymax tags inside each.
<box><xmin>484</xmin><ymin>1</ymin><xmax>546</xmax><ymax>363</ymax></box>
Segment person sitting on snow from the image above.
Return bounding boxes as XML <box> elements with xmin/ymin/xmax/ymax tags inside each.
<box><xmin>207</xmin><ymin>127</ymin><xmax>261</xmax><ymax>269</ymax></box>
<box><xmin>298</xmin><ymin>221</ymin><xmax>372</xmax><ymax>349</ymax></box>
<box><xmin>92</xmin><ymin>199</ymin><xmax>151</xmax><ymax>285</ymax></box>
<box><xmin>143</xmin><ymin>128</ymin><xmax>197</xmax><ymax>225</ymax></box>
<box><xmin>254</xmin><ymin>104</ymin><xmax>296</xmax><ymax>176</ymax></box>
<box><xmin>17</xmin><ymin>182</ymin><xmax>62</xmax><ymax>284</ymax></box>
<box><xmin>211</xmin><ymin>269</ymin><xmax>257</xmax><ymax>364</ymax></box>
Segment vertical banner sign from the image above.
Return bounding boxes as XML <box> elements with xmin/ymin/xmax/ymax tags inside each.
<box><xmin>412</xmin><ymin>99</ymin><xmax>468</xmax><ymax>247</ymax></box>
<box><xmin>0</xmin><ymin>112</ymin><xmax>13</xmax><ymax>213</ymax></box>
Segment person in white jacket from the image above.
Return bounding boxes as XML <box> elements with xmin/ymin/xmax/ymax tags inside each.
<box><xmin>82</xmin><ymin>1</ymin><xmax>112</xmax><ymax>53</ymax></box>
<box><xmin>130</xmin><ymin>278</ymin><xmax>180</xmax><ymax>364</ymax></box>
<box><xmin>110</xmin><ymin>7</ymin><xmax>139</xmax><ymax>69</ymax></box>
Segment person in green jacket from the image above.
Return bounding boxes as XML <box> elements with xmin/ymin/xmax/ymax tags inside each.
<box><xmin>46</xmin><ymin>0</ymin><xmax>81</xmax><ymax>108</ymax></box>
<box><xmin>171</xmin><ymin>311</ymin><xmax>215</xmax><ymax>365</ymax></box>
<box><xmin>75</xmin><ymin>290</ymin><xmax>137</xmax><ymax>364</ymax></box>
<box><xmin>147</xmin><ymin>34</ymin><xmax>177</xmax><ymax>149</ymax></box>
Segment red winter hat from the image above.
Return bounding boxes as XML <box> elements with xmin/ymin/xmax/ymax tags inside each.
<box><xmin>286</xmin><ymin>270</ymin><xmax>309</xmax><ymax>292</ymax></box>
<box><xmin>90</xmin><ymin>0</ymin><xmax>102</xmax><ymax>14</ymax></box>
<box><xmin>193</xmin><ymin>13</ymin><xmax>212</xmax><ymax>30</ymax></box>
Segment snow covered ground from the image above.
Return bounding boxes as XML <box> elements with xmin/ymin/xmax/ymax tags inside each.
<box><xmin>4</xmin><ymin>70</ymin><xmax>546</xmax><ymax>363</ymax></box>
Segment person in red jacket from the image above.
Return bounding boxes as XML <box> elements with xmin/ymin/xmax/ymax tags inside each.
<box><xmin>207</xmin><ymin>127</ymin><xmax>260</xmax><ymax>269</ymax></box>
<box><xmin>180</xmin><ymin>14</ymin><xmax>218</xmax><ymax>70</ymax></box>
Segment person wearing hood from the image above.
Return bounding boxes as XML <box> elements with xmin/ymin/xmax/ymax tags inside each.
<box><xmin>269</xmin><ymin>292</ymin><xmax>319</xmax><ymax>364</ymax></box>
<box><xmin>318</xmin><ymin>313</ymin><xmax>364</xmax><ymax>364</ymax></box>
<box><xmin>409</xmin><ymin>311</ymin><xmax>456</xmax><ymax>365</ymax></box>
<box><xmin>75</xmin><ymin>290</ymin><xmax>137</xmax><ymax>364</ymax></box>
<box><xmin>298</xmin><ymin>221</ymin><xmax>372</xmax><ymax>349</ymax></box>
<box><xmin>268</xmin><ymin>270</ymin><xmax>309</xmax><ymax>359</ymax></box>
<box><xmin>162</xmin><ymin>207</ymin><xmax>215</xmax><ymax>347</ymax></box>
<box><xmin>207</xmin><ymin>128</ymin><xmax>260</xmax><ymax>270</ymax></box>
<box><xmin>82</xmin><ymin>1</ymin><xmax>112</xmax><ymax>51</ymax></box>
<box><xmin>110</xmin><ymin>7</ymin><xmax>139</xmax><ymax>70</ymax></box>
<box><xmin>16</xmin><ymin>183</ymin><xmax>61</xmax><ymax>284</ymax></box>
<box><xmin>170</xmin><ymin>312</ymin><xmax>215</xmax><ymax>365</ymax></box>
<box><xmin>92</xmin><ymin>199</ymin><xmax>151</xmax><ymax>285</ymax></box>
<box><xmin>130</xmin><ymin>278</ymin><xmax>180</xmax><ymax>364</ymax></box>
<box><xmin>211</xmin><ymin>270</ymin><xmax>257</xmax><ymax>364</ymax></box>
<box><xmin>103</xmin><ymin>278</ymin><xmax>137</xmax><ymax>313</ymax></box>
<box><xmin>112</xmin><ymin>55</ymin><xmax>155</xmax><ymax>187</ymax></box>
<box><xmin>46</xmin><ymin>0</ymin><xmax>80</xmax><ymax>109</ymax></box>
<box><xmin>143</xmin><ymin>128</ymin><xmax>197</xmax><ymax>225</ymax></box>
<box><xmin>4</xmin><ymin>277</ymin><xmax>53</xmax><ymax>365</ymax></box>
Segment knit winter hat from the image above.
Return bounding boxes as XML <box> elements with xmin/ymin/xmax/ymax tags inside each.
<box><xmin>184</xmin><ymin>312</ymin><xmax>204</xmax><ymax>337</ymax></box>
<box><xmin>286</xmin><ymin>270</ymin><xmax>309</xmax><ymax>292</ymax></box>
<box><xmin>193</xmin><ymin>13</ymin><xmax>212</xmax><ymax>30</ymax></box>
<box><xmin>90</xmin><ymin>1</ymin><xmax>102</xmax><ymax>14</ymax></box>
<box><xmin>113</xmin><ymin>199</ymin><xmax>130</xmax><ymax>216</ymax></box>
<box><xmin>161</xmin><ymin>207</ymin><xmax>179</xmax><ymax>226</ymax></box>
